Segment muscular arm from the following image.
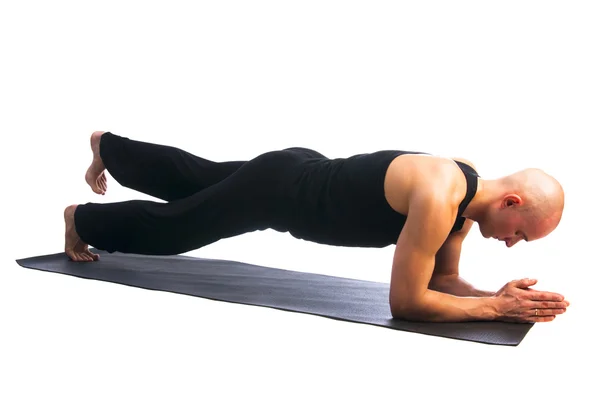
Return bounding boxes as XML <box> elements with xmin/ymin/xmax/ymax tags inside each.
<box><xmin>388</xmin><ymin>183</ymin><xmax>497</xmax><ymax>322</ymax></box>
<box><xmin>429</xmin><ymin>220</ymin><xmax>495</xmax><ymax>297</ymax></box>
<box><xmin>428</xmin><ymin>157</ymin><xmax>495</xmax><ymax>298</ymax></box>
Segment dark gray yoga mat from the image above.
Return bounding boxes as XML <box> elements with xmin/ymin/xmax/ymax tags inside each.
<box><xmin>16</xmin><ymin>249</ymin><xmax>533</xmax><ymax>346</ymax></box>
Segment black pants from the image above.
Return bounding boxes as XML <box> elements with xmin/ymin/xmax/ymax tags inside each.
<box><xmin>75</xmin><ymin>132</ymin><xmax>327</xmax><ymax>255</ymax></box>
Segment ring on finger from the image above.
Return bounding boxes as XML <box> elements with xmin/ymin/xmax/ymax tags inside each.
<box><xmin>535</xmin><ymin>309</ymin><xmax>538</xmax><ymax>316</ymax></box>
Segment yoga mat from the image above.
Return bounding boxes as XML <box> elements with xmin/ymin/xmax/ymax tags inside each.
<box><xmin>15</xmin><ymin>249</ymin><xmax>533</xmax><ymax>346</ymax></box>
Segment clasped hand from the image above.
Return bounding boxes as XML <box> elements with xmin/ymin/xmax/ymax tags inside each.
<box><xmin>492</xmin><ymin>278</ymin><xmax>569</xmax><ymax>323</ymax></box>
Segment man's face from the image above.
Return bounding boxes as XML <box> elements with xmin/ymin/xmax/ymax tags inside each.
<box><xmin>479</xmin><ymin>206</ymin><xmax>528</xmax><ymax>247</ymax></box>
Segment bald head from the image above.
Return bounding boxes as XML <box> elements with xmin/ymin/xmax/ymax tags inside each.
<box><xmin>497</xmin><ymin>168</ymin><xmax>565</xmax><ymax>238</ymax></box>
<box><xmin>502</xmin><ymin>168</ymin><xmax>564</xmax><ymax>217</ymax></box>
<box><xmin>470</xmin><ymin>166</ymin><xmax>565</xmax><ymax>245</ymax></box>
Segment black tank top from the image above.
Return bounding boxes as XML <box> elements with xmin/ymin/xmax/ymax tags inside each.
<box><xmin>284</xmin><ymin>150</ymin><xmax>479</xmax><ymax>247</ymax></box>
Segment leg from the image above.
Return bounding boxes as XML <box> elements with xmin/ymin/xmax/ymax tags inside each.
<box><xmin>86</xmin><ymin>131</ymin><xmax>246</xmax><ymax>201</ymax></box>
<box><xmin>67</xmin><ymin>149</ymin><xmax>304</xmax><ymax>259</ymax></box>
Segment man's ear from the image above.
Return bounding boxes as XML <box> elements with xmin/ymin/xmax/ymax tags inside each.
<box><xmin>501</xmin><ymin>194</ymin><xmax>523</xmax><ymax>208</ymax></box>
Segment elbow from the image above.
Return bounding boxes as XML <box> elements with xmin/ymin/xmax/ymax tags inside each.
<box><xmin>390</xmin><ymin>306</ymin><xmax>424</xmax><ymax>321</ymax></box>
<box><xmin>389</xmin><ymin>298</ymin><xmax>407</xmax><ymax>319</ymax></box>
<box><xmin>390</xmin><ymin>306</ymin><xmax>409</xmax><ymax>320</ymax></box>
<box><xmin>389</xmin><ymin>295</ymin><xmax>428</xmax><ymax>321</ymax></box>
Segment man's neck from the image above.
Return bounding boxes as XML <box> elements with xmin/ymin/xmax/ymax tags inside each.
<box><xmin>461</xmin><ymin>178</ymin><xmax>493</xmax><ymax>222</ymax></box>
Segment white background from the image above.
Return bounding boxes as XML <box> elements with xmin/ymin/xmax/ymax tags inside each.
<box><xmin>1</xmin><ymin>1</ymin><xmax>598</xmax><ymax>397</ymax></box>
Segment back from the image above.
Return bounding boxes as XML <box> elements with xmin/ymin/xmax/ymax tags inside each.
<box><xmin>281</xmin><ymin>149</ymin><xmax>479</xmax><ymax>248</ymax></box>
<box><xmin>284</xmin><ymin>150</ymin><xmax>424</xmax><ymax>247</ymax></box>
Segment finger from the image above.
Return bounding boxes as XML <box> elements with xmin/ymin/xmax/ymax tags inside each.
<box><xmin>528</xmin><ymin>315</ymin><xmax>556</xmax><ymax>323</ymax></box>
<box><xmin>525</xmin><ymin>300</ymin><xmax>569</xmax><ymax>309</ymax></box>
<box><xmin>526</xmin><ymin>291</ymin><xmax>564</xmax><ymax>302</ymax></box>
<box><xmin>519</xmin><ymin>314</ymin><xmax>556</xmax><ymax>323</ymax></box>
<box><xmin>513</xmin><ymin>278</ymin><xmax>537</xmax><ymax>289</ymax></box>
<box><xmin>530</xmin><ymin>308</ymin><xmax>567</xmax><ymax>317</ymax></box>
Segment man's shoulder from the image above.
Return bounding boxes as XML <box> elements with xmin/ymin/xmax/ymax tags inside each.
<box><xmin>412</xmin><ymin>159</ymin><xmax>466</xmax><ymax>203</ymax></box>
<box><xmin>385</xmin><ymin>154</ymin><xmax>467</xmax><ymax>214</ymax></box>
<box><xmin>450</xmin><ymin>156</ymin><xmax>478</xmax><ymax>173</ymax></box>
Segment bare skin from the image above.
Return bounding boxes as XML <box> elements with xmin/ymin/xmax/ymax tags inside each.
<box><xmin>85</xmin><ymin>131</ymin><xmax>107</xmax><ymax>195</ymax></box>
<box><xmin>64</xmin><ymin>204</ymin><xmax>99</xmax><ymax>262</ymax></box>
<box><xmin>383</xmin><ymin>154</ymin><xmax>569</xmax><ymax>323</ymax></box>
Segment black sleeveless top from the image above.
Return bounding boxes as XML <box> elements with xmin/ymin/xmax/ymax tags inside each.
<box><xmin>284</xmin><ymin>149</ymin><xmax>479</xmax><ymax>248</ymax></box>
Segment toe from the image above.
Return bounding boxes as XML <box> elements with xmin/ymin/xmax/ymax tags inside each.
<box><xmin>85</xmin><ymin>249</ymin><xmax>99</xmax><ymax>261</ymax></box>
<box><xmin>98</xmin><ymin>177</ymin><xmax>107</xmax><ymax>192</ymax></box>
<box><xmin>81</xmin><ymin>251</ymin><xmax>95</xmax><ymax>262</ymax></box>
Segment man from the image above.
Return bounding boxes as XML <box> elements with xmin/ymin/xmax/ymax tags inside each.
<box><xmin>65</xmin><ymin>131</ymin><xmax>569</xmax><ymax>324</ymax></box>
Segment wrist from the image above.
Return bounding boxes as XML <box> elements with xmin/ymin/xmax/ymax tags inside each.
<box><xmin>482</xmin><ymin>296</ymin><xmax>500</xmax><ymax>320</ymax></box>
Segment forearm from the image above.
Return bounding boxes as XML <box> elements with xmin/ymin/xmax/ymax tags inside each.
<box><xmin>391</xmin><ymin>289</ymin><xmax>498</xmax><ymax>322</ymax></box>
<box><xmin>429</xmin><ymin>275</ymin><xmax>495</xmax><ymax>298</ymax></box>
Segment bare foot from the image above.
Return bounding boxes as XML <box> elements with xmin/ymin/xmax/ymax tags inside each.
<box><xmin>85</xmin><ymin>131</ymin><xmax>107</xmax><ymax>195</ymax></box>
<box><xmin>64</xmin><ymin>204</ymin><xmax>100</xmax><ymax>262</ymax></box>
